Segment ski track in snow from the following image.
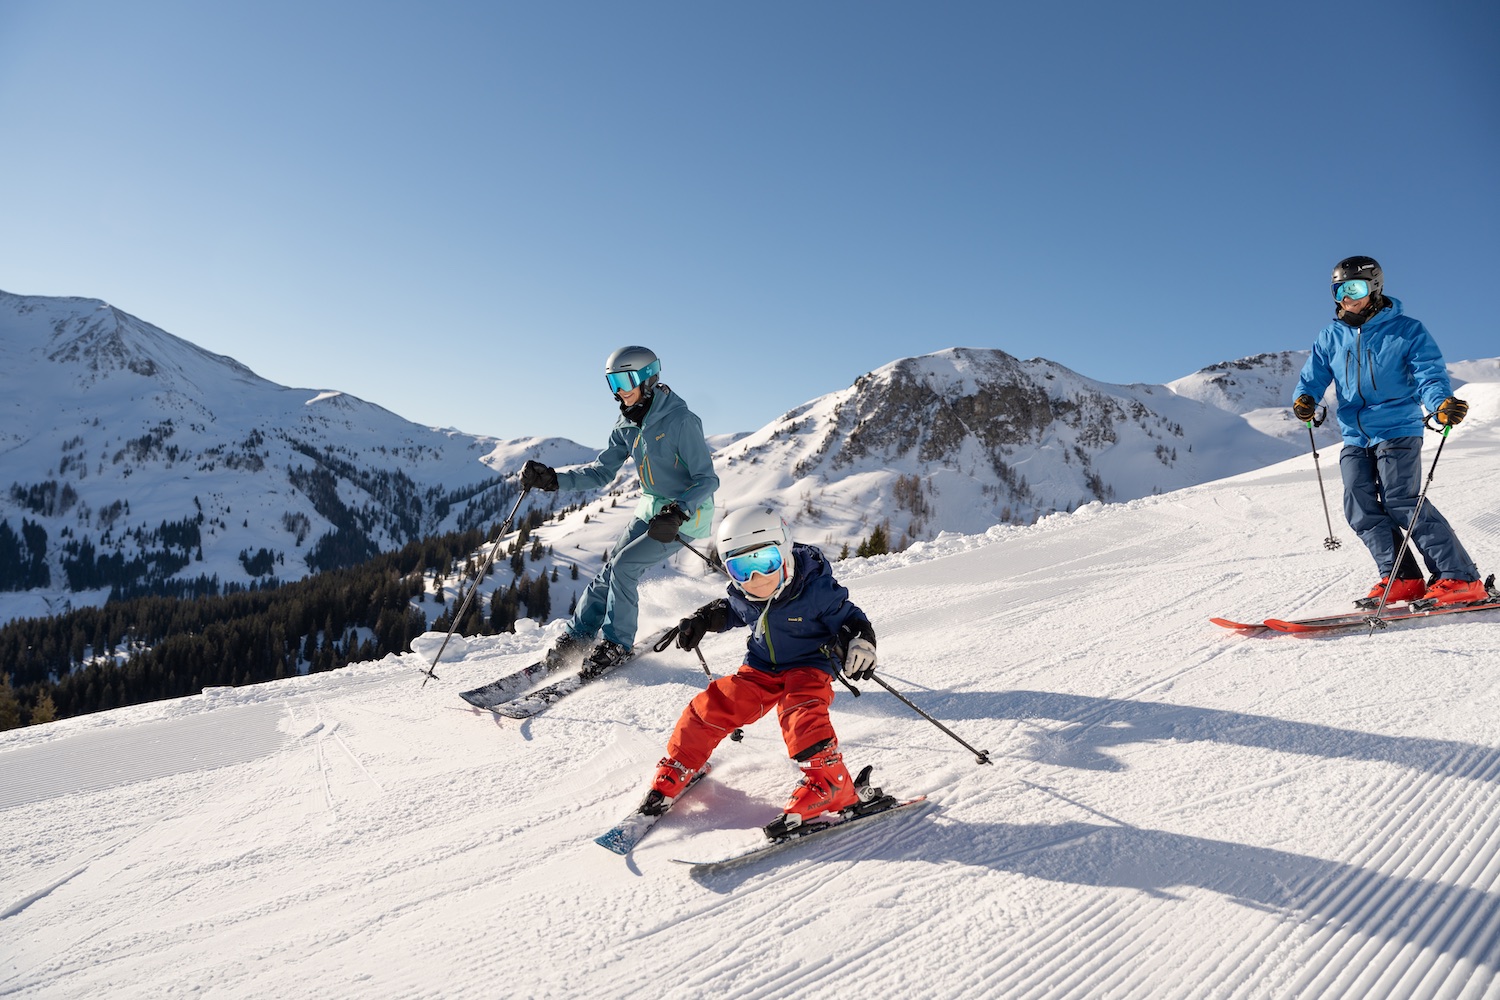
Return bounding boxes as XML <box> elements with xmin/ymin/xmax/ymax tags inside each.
<box><xmin>3</xmin><ymin>389</ymin><xmax>1500</xmax><ymax>998</ymax></box>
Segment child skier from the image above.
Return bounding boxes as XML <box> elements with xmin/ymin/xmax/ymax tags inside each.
<box><xmin>640</xmin><ymin>505</ymin><xmax>879</xmax><ymax>838</ymax></box>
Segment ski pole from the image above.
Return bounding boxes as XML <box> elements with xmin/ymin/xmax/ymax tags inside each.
<box><xmin>419</xmin><ymin>487</ymin><xmax>531</xmax><ymax>686</ymax></box>
<box><xmin>1367</xmin><ymin>422</ymin><xmax>1451</xmax><ymax>630</ymax></box>
<box><xmin>675</xmin><ymin>535</ymin><xmax>860</xmax><ymax>697</ymax></box>
<box><xmin>655</xmin><ymin>625</ymin><xmax>712</xmax><ymax>676</ymax></box>
<box><xmin>862</xmin><ymin>673</ymin><xmax>993</xmax><ymax>766</ymax></box>
<box><xmin>1306</xmin><ymin>409</ymin><xmax>1341</xmax><ymax>551</ymax></box>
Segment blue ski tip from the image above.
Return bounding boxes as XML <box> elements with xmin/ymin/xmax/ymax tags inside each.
<box><xmin>594</xmin><ymin>829</ymin><xmax>633</xmax><ymax>855</ymax></box>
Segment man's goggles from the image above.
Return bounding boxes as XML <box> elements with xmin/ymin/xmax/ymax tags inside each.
<box><xmin>724</xmin><ymin>544</ymin><xmax>784</xmax><ymax>584</ymax></box>
<box><xmin>605</xmin><ymin>360</ymin><xmax>661</xmax><ymax>395</ymax></box>
<box><xmin>1332</xmin><ymin>279</ymin><xmax>1371</xmax><ymax>303</ymax></box>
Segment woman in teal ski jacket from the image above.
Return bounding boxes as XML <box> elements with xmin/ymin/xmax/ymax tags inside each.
<box><xmin>553</xmin><ymin>377</ymin><xmax>717</xmax><ymax>539</ymax></box>
<box><xmin>520</xmin><ymin>346</ymin><xmax>719</xmax><ymax>672</ymax></box>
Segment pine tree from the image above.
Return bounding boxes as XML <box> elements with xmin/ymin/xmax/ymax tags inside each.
<box><xmin>0</xmin><ymin>674</ymin><xmax>21</xmax><ymax>731</ymax></box>
<box><xmin>856</xmin><ymin>523</ymin><xmax>890</xmax><ymax>558</ymax></box>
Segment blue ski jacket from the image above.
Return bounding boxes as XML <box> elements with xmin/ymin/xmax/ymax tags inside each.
<box><xmin>716</xmin><ymin>543</ymin><xmax>873</xmax><ymax>677</ymax></box>
<box><xmin>554</xmin><ymin>385</ymin><xmax>719</xmax><ymax>538</ymax></box>
<box><xmin>1294</xmin><ymin>296</ymin><xmax>1454</xmax><ymax>447</ymax></box>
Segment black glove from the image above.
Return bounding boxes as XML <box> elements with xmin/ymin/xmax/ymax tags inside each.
<box><xmin>676</xmin><ymin>600</ymin><xmax>728</xmax><ymax>651</ymax></box>
<box><xmin>520</xmin><ymin>460</ymin><xmax>558</xmax><ymax>492</ymax></box>
<box><xmin>1435</xmin><ymin>396</ymin><xmax>1469</xmax><ymax>426</ymax></box>
<box><xmin>1292</xmin><ymin>394</ymin><xmax>1318</xmax><ymax>422</ymax></box>
<box><xmin>646</xmin><ymin>502</ymin><xmax>689</xmax><ymax>542</ymax></box>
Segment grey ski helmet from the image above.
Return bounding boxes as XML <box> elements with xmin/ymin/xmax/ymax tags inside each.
<box><xmin>1331</xmin><ymin>256</ymin><xmax>1384</xmax><ymax>302</ymax></box>
<box><xmin>604</xmin><ymin>346</ymin><xmax>661</xmax><ymax>398</ymax></box>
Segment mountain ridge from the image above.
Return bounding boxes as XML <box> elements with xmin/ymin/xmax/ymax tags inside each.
<box><xmin>3</xmin><ymin>289</ymin><xmax>1492</xmax><ymax>627</ymax></box>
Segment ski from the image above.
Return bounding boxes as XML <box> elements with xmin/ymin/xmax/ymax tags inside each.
<box><xmin>1266</xmin><ymin>597</ymin><xmax>1500</xmax><ymax>633</ymax></box>
<box><xmin>487</xmin><ymin>626</ymin><xmax>674</xmax><ymax>719</ymax></box>
<box><xmin>1215</xmin><ymin>575</ymin><xmax>1498</xmax><ymax>634</ymax></box>
<box><xmin>458</xmin><ymin>656</ymin><xmax>562</xmax><ymax>710</ymax></box>
<box><xmin>671</xmin><ymin>794</ymin><xmax>931</xmax><ymax>874</ymax></box>
<box><xmin>1206</xmin><ymin>611</ymin><xmax>1380</xmax><ymax>632</ymax></box>
<box><xmin>594</xmin><ymin>762</ymin><xmax>713</xmax><ymax>856</ymax></box>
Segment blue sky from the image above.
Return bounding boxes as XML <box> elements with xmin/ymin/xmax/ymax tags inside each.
<box><xmin>2</xmin><ymin>1</ymin><xmax>1496</xmax><ymax>449</ymax></box>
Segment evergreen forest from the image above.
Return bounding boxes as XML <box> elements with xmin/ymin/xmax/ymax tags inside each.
<box><xmin>0</xmin><ymin>510</ymin><xmax>558</xmax><ymax>731</ymax></box>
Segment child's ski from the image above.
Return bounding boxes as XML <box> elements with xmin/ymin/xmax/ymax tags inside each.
<box><xmin>671</xmin><ymin>794</ymin><xmax>930</xmax><ymax>874</ymax></box>
<box><xmin>595</xmin><ymin>763</ymin><xmax>713</xmax><ymax>856</ymax></box>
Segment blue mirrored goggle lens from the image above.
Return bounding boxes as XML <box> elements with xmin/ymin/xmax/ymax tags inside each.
<box><xmin>724</xmin><ymin>545</ymin><xmax>783</xmax><ymax>583</ymax></box>
<box><xmin>1333</xmin><ymin>279</ymin><xmax>1371</xmax><ymax>302</ymax></box>
<box><xmin>605</xmin><ymin>359</ymin><xmax>660</xmax><ymax>395</ymax></box>
<box><xmin>605</xmin><ymin>370</ymin><xmax>641</xmax><ymax>393</ymax></box>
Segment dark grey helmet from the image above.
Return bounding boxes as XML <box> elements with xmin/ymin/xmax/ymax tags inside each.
<box><xmin>1331</xmin><ymin>256</ymin><xmax>1384</xmax><ymax>301</ymax></box>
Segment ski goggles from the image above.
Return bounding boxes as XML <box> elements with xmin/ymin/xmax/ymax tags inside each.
<box><xmin>1332</xmin><ymin>279</ymin><xmax>1371</xmax><ymax>302</ymax></box>
<box><xmin>605</xmin><ymin>360</ymin><xmax>661</xmax><ymax>395</ymax></box>
<box><xmin>723</xmin><ymin>544</ymin><xmax>784</xmax><ymax>583</ymax></box>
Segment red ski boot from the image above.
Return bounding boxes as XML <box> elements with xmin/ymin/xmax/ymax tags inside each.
<box><xmin>639</xmin><ymin>757</ymin><xmax>702</xmax><ymax>816</ymax></box>
<box><xmin>1356</xmin><ymin>576</ymin><xmax>1426</xmax><ymax>608</ymax></box>
<box><xmin>764</xmin><ymin>740</ymin><xmax>860</xmax><ymax>837</ymax></box>
<box><xmin>1420</xmin><ymin>578</ymin><xmax>1488</xmax><ymax>607</ymax></box>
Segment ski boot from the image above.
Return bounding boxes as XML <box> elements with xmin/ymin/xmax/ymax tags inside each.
<box><xmin>581</xmin><ymin>639</ymin><xmax>631</xmax><ymax>678</ymax></box>
<box><xmin>1354</xmin><ymin>576</ymin><xmax>1425</xmax><ymax>610</ymax></box>
<box><xmin>762</xmin><ymin>740</ymin><xmax>860</xmax><ymax>839</ymax></box>
<box><xmin>639</xmin><ymin>757</ymin><xmax>702</xmax><ymax>817</ymax></box>
<box><xmin>1413</xmin><ymin>576</ymin><xmax>1490</xmax><ymax>610</ymax></box>
<box><xmin>542</xmin><ymin>631</ymin><xmax>588</xmax><ymax>670</ymax></box>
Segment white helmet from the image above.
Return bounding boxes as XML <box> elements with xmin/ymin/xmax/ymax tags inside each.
<box><xmin>716</xmin><ymin>506</ymin><xmax>794</xmax><ymax>593</ymax></box>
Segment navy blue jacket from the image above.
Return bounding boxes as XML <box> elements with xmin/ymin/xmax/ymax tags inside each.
<box><xmin>710</xmin><ymin>543</ymin><xmax>873</xmax><ymax>677</ymax></box>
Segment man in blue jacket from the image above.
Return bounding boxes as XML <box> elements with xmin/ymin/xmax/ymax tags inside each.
<box><xmin>1293</xmin><ymin>256</ymin><xmax>1483</xmax><ymax>607</ymax></box>
<box><xmin>520</xmin><ymin>346</ymin><xmax>718</xmax><ymax>672</ymax></box>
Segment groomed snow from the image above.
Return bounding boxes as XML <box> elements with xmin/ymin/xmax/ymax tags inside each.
<box><xmin>3</xmin><ymin>383</ymin><xmax>1499</xmax><ymax>999</ymax></box>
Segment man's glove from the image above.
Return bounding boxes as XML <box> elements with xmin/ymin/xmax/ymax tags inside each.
<box><xmin>520</xmin><ymin>460</ymin><xmax>558</xmax><ymax>492</ymax></box>
<box><xmin>675</xmin><ymin>600</ymin><xmax>728</xmax><ymax>651</ymax></box>
<box><xmin>1435</xmin><ymin>396</ymin><xmax>1469</xmax><ymax>426</ymax></box>
<box><xmin>1292</xmin><ymin>394</ymin><xmax>1318</xmax><ymax>422</ymax></box>
<box><xmin>646</xmin><ymin>502</ymin><xmax>689</xmax><ymax>543</ymax></box>
<box><xmin>843</xmin><ymin>638</ymin><xmax>878</xmax><ymax>681</ymax></box>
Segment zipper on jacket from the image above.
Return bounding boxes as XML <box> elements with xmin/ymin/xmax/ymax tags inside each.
<box><xmin>1351</xmin><ymin>327</ymin><xmax>1369</xmax><ymax>441</ymax></box>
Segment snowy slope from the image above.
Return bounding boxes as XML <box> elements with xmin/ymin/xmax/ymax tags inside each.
<box><xmin>4</xmin><ymin>383</ymin><xmax>1498</xmax><ymax>998</ymax></box>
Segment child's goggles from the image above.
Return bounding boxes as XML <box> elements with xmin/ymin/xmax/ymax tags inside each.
<box><xmin>605</xmin><ymin>360</ymin><xmax>661</xmax><ymax>394</ymax></box>
<box><xmin>1332</xmin><ymin>279</ymin><xmax>1371</xmax><ymax>302</ymax></box>
<box><xmin>724</xmin><ymin>544</ymin><xmax>784</xmax><ymax>583</ymax></box>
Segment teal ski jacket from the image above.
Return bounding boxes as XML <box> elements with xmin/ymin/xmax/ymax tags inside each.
<box><xmin>554</xmin><ymin>385</ymin><xmax>718</xmax><ymax>538</ymax></box>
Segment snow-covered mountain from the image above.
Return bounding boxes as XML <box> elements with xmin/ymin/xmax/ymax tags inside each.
<box><xmin>0</xmin><ymin>291</ymin><xmax>595</xmax><ymax>623</ymax></box>
<box><xmin>707</xmin><ymin>347</ymin><xmax>1306</xmax><ymax>548</ymax></box>
<box><xmin>528</xmin><ymin>347</ymin><xmax>1310</xmax><ymax>567</ymax></box>
<box><xmin>4</xmin><ymin>380</ymin><xmax>1497</xmax><ymax>998</ymax></box>
<box><xmin>5</xmin><ymin>289</ymin><xmax>1491</xmax><ymax>633</ymax></box>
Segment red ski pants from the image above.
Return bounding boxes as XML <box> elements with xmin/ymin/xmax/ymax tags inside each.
<box><xmin>665</xmin><ymin>664</ymin><xmax>838</xmax><ymax>770</ymax></box>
